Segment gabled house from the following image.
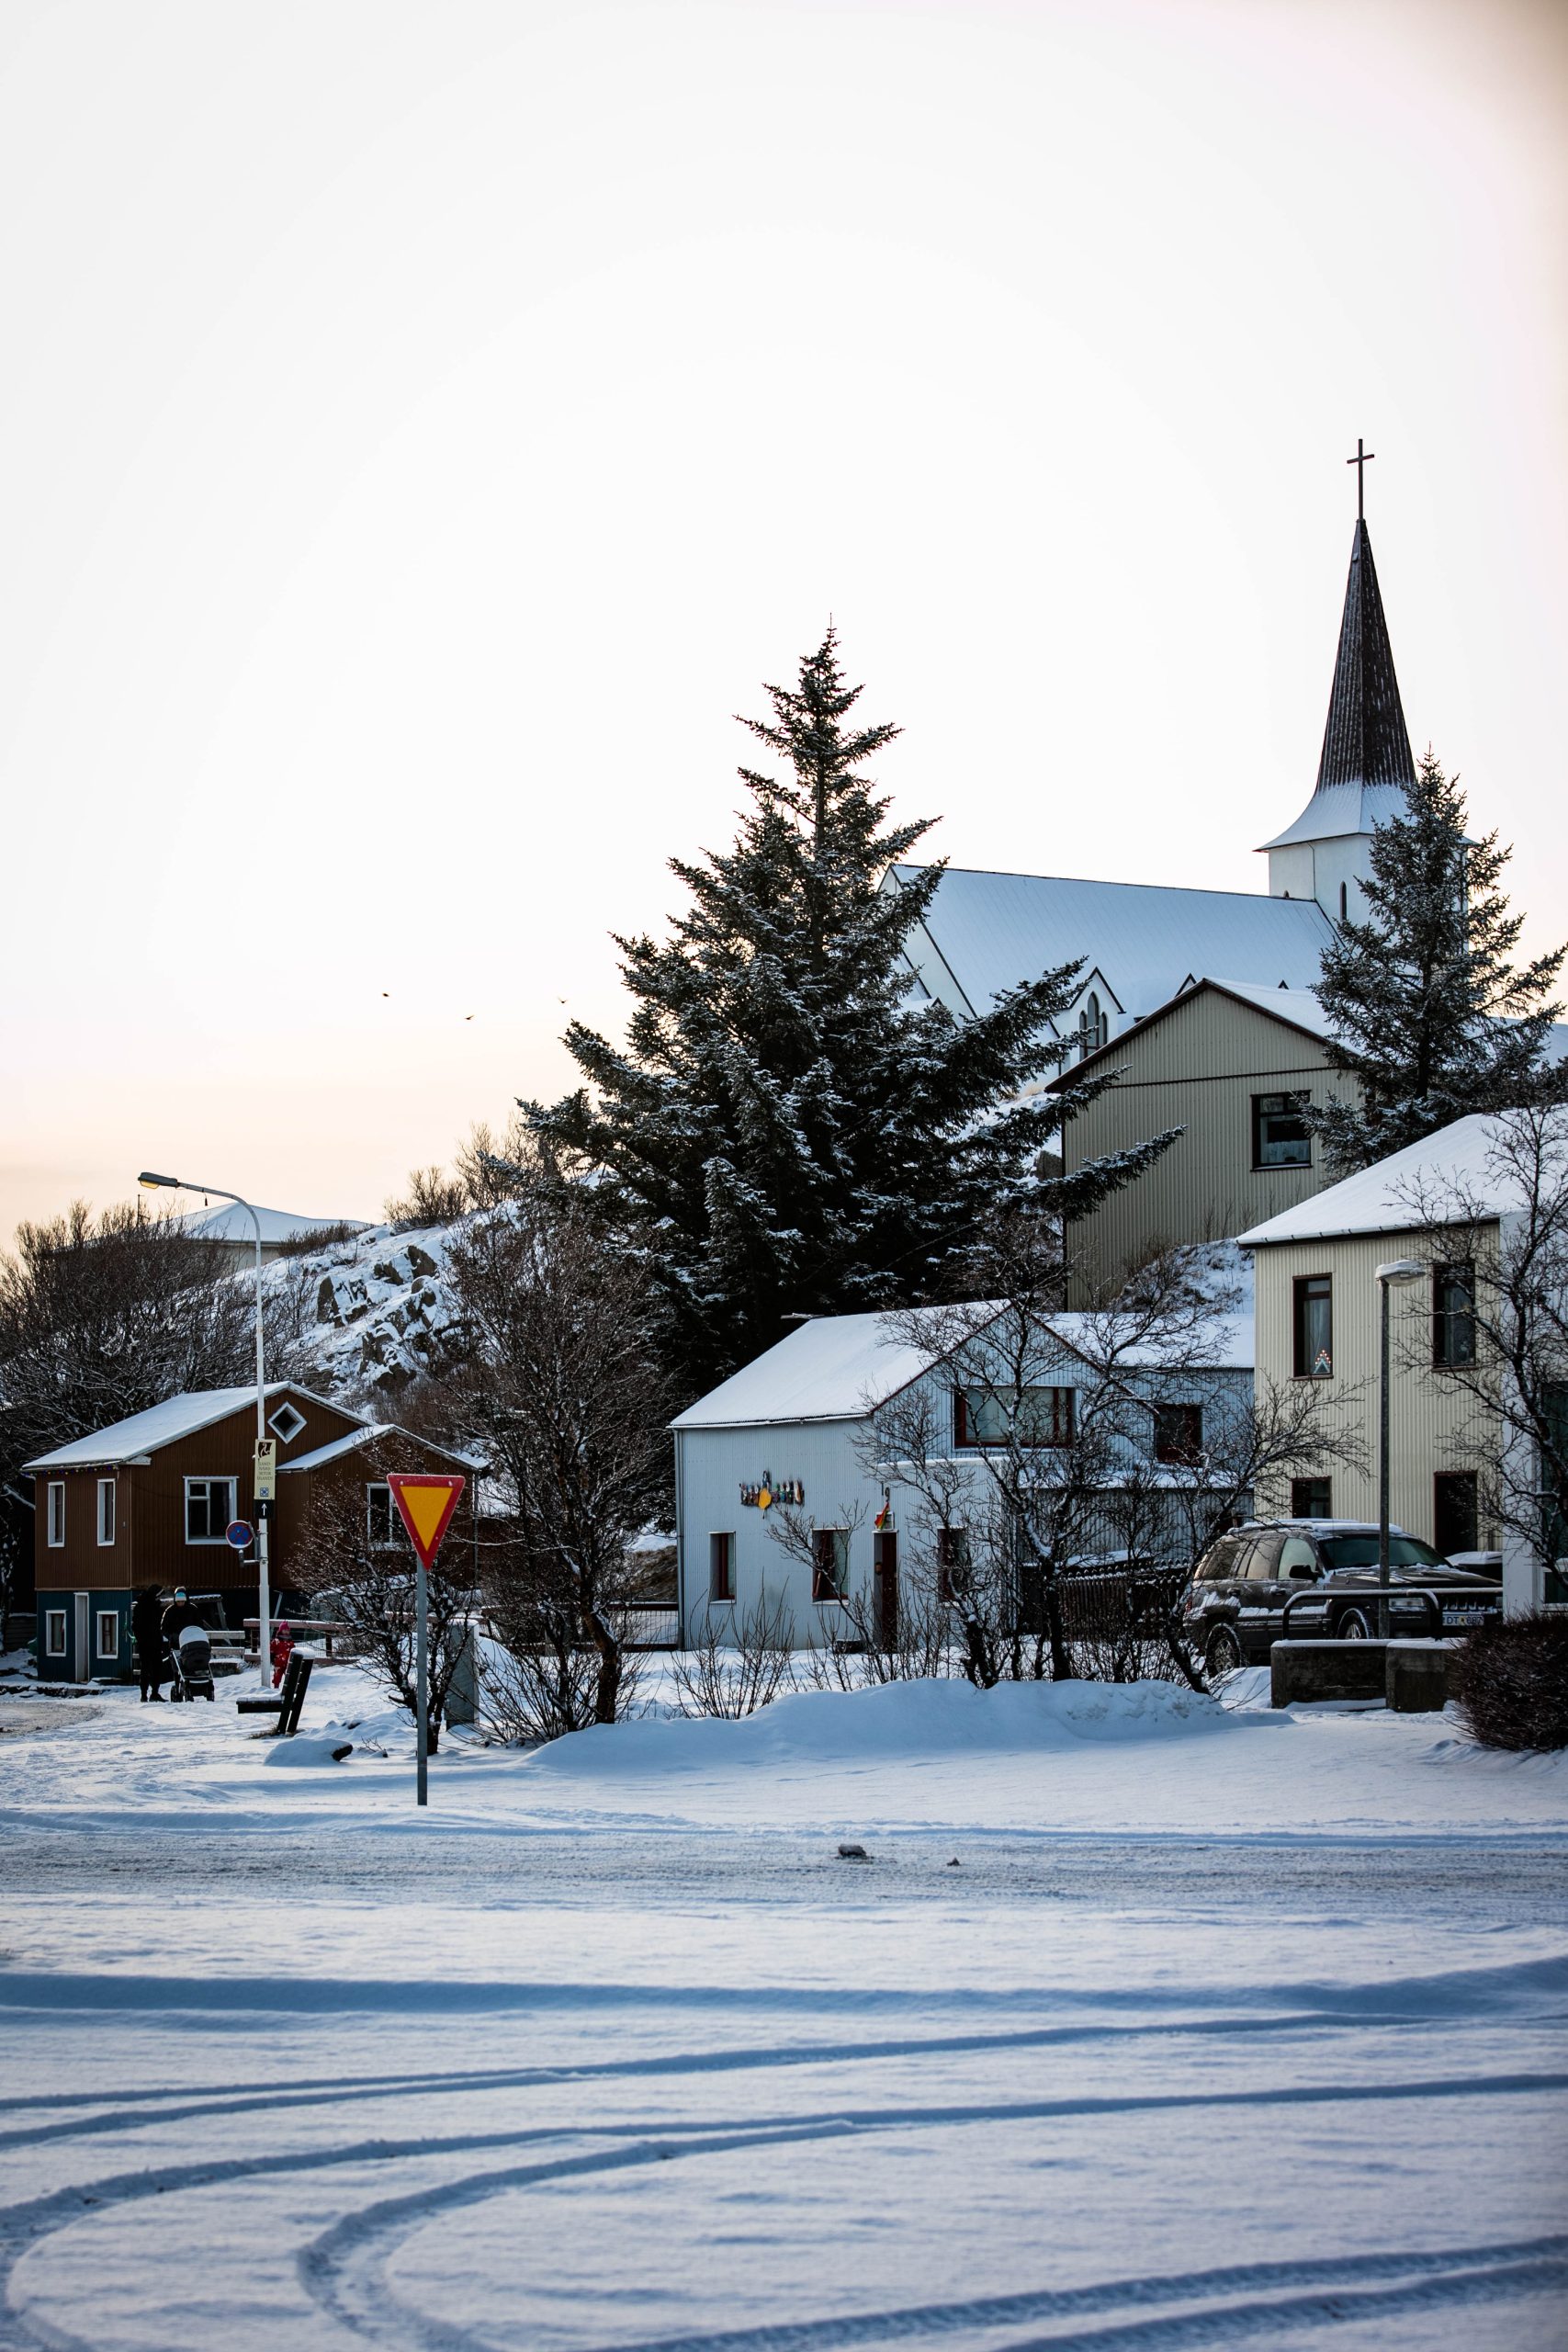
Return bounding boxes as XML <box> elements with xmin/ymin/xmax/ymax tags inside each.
<box><xmin>1050</xmin><ymin>976</ymin><xmax>1352</xmax><ymax>1298</ymax></box>
<box><xmin>671</xmin><ymin>1302</ymin><xmax>1252</xmax><ymax>1645</ymax></box>
<box><xmin>26</xmin><ymin>1383</ymin><xmax>474</xmax><ymax>1682</ymax></box>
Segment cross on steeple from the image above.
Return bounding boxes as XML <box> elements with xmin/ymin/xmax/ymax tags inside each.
<box><xmin>1347</xmin><ymin>436</ymin><xmax>1375</xmax><ymax>520</ymax></box>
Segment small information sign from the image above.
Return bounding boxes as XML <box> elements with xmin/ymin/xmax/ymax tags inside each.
<box><xmin>253</xmin><ymin>1440</ymin><xmax>277</xmax><ymax>1501</ymax></box>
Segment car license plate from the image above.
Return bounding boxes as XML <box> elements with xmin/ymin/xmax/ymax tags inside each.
<box><xmin>1442</xmin><ymin>1609</ymin><xmax>1486</xmax><ymax>1627</ymax></box>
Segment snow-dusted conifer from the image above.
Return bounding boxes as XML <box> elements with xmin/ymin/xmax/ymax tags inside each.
<box><xmin>527</xmin><ymin>629</ymin><xmax>1177</xmax><ymax>1397</ymax></box>
<box><xmin>1311</xmin><ymin>751</ymin><xmax>1567</xmax><ymax>1174</ymax></box>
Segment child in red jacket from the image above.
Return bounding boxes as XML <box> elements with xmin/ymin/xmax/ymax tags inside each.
<box><xmin>270</xmin><ymin>1621</ymin><xmax>295</xmax><ymax>1689</ymax></box>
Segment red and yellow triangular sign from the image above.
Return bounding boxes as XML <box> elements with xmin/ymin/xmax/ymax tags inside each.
<box><xmin>387</xmin><ymin>1473</ymin><xmax>466</xmax><ymax>1568</ymax></box>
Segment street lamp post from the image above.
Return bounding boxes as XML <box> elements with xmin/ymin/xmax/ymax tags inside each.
<box><xmin>1374</xmin><ymin>1259</ymin><xmax>1427</xmax><ymax>1638</ymax></box>
<box><xmin>140</xmin><ymin>1171</ymin><xmax>271</xmax><ymax>1675</ymax></box>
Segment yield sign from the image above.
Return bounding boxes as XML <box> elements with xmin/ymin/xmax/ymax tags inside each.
<box><xmin>387</xmin><ymin>1474</ymin><xmax>466</xmax><ymax>1568</ymax></box>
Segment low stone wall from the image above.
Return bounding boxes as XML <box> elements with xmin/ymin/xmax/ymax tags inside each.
<box><xmin>1270</xmin><ymin>1637</ymin><xmax>1461</xmax><ymax>1710</ymax></box>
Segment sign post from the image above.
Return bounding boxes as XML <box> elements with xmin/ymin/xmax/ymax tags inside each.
<box><xmin>387</xmin><ymin>1475</ymin><xmax>466</xmax><ymax>1808</ymax></box>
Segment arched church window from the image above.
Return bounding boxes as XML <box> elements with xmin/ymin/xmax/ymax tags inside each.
<box><xmin>1077</xmin><ymin>991</ymin><xmax>1109</xmax><ymax>1058</ymax></box>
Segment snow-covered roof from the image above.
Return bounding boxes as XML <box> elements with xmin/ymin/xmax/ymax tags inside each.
<box><xmin>671</xmin><ymin>1308</ymin><xmax>977</xmax><ymax>1430</ymax></box>
<box><xmin>279</xmin><ymin>1425</ymin><xmax>480</xmax><ymax>1475</ymax></box>
<box><xmin>1054</xmin><ymin>975</ymin><xmax>1337</xmax><ymax>1084</ymax></box>
<box><xmin>890</xmin><ymin>865</ymin><xmax>1333</xmax><ymax>1024</ymax></box>
<box><xmin>1257</xmin><ymin>777</ymin><xmax>1410</xmax><ymax>854</ymax></box>
<box><xmin>1238</xmin><ymin>1114</ymin><xmax>1538</xmax><ymax>1248</ymax></box>
<box><xmin>180</xmin><ymin>1203</ymin><xmax>367</xmax><ymax>1246</ymax></box>
<box><xmin>23</xmin><ymin>1384</ymin><xmax>341</xmax><ymax>1472</ymax></box>
<box><xmin>672</xmin><ymin>1303</ymin><xmax>1254</xmax><ymax>1431</ymax></box>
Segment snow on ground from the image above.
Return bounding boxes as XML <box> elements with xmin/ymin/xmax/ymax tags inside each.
<box><xmin>1</xmin><ymin>1668</ymin><xmax>1565</xmax><ymax>2351</ymax></box>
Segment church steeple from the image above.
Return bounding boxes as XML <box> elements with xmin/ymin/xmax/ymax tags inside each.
<box><xmin>1259</xmin><ymin>472</ymin><xmax>1419</xmax><ymax>921</ymax></box>
<box><xmin>1313</xmin><ymin>518</ymin><xmax>1416</xmax><ymax>796</ymax></box>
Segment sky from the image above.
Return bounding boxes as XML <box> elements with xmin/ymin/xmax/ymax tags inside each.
<box><xmin>2</xmin><ymin>0</ymin><xmax>1564</xmax><ymax>1242</ymax></box>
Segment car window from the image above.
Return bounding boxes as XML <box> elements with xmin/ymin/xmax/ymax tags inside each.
<box><xmin>1201</xmin><ymin>1536</ymin><xmax>1246</xmax><ymax>1581</ymax></box>
<box><xmin>1247</xmin><ymin>1533</ymin><xmax>1283</xmax><ymax>1579</ymax></box>
<box><xmin>1279</xmin><ymin>1536</ymin><xmax>1319</xmax><ymax>1579</ymax></box>
<box><xmin>1320</xmin><ymin>1534</ymin><xmax>1445</xmax><ymax>1571</ymax></box>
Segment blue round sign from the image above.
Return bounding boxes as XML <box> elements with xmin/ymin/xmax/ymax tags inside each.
<box><xmin>224</xmin><ymin>1519</ymin><xmax>254</xmax><ymax>1552</ymax></box>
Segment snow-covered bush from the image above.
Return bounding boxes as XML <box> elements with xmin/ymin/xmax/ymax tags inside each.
<box><xmin>1452</xmin><ymin>1612</ymin><xmax>1568</xmax><ymax>1752</ymax></box>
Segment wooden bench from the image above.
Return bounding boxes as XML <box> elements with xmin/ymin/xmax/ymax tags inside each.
<box><xmin>235</xmin><ymin>1652</ymin><xmax>314</xmax><ymax>1736</ymax></box>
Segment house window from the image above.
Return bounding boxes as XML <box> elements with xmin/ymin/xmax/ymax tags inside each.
<box><xmin>1152</xmin><ymin>1404</ymin><xmax>1203</xmax><ymax>1465</ymax></box>
<box><xmin>1253</xmin><ymin>1091</ymin><xmax>1311</xmax><ymax>1170</ymax></box>
<box><xmin>47</xmin><ymin>1482</ymin><xmax>64</xmax><ymax>1546</ymax></box>
<box><xmin>1433</xmin><ymin>1472</ymin><xmax>1479</xmax><ymax>1559</ymax></box>
<box><xmin>367</xmin><ymin>1483</ymin><xmax>397</xmax><ymax>1549</ymax></box>
<box><xmin>812</xmin><ymin>1528</ymin><xmax>849</xmax><ymax>1604</ymax></box>
<box><xmin>956</xmin><ymin>1385</ymin><xmax>1075</xmax><ymax>1449</ymax></box>
<box><xmin>96</xmin><ymin>1610</ymin><xmax>120</xmax><ymax>1660</ymax></box>
<box><xmin>1077</xmin><ymin>991</ymin><xmax>1109</xmax><ymax>1058</ymax></box>
<box><xmin>96</xmin><ymin>1479</ymin><xmax>116</xmax><ymax>1547</ymax></box>
<box><xmin>936</xmin><ymin>1525</ymin><xmax>969</xmax><ymax>1604</ymax></box>
<box><xmin>1291</xmin><ymin>1476</ymin><xmax>1332</xmax><ymax>1519</ymax></box>
<box><xmin>268</xmin><ymin>1401</ymin><xmax>307</xmax><ymax>1444</ymax></box>
<box><xmin>44</xmin><ymin>1608</ymin><xmax>67</xmax><ymax>1658</ymax></box>
<box><xmin>1293</xmin><ymin>1275</ymin><xmax>1333</xmax><ymax>1378</ymax></box>
<box><xmin>1433</xmin><ymin>1261</ymin><xmax>1476</xmax><ymax>1366</ymax></box>
<box><xmin>184</xmin><ymin>1476</ymin><xmax>237</xmax><ymax>1543</ymax></box>
<box><xmin>709</xmin><ymin>1532</ymin><xmax>735</xmax><ymax>1603</ymax></box>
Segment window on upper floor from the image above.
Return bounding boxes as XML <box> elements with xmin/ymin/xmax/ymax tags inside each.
<box><xmin>1077</xmin><ymin>991</ymin><xmax>1110</xmax><ymax>1058</ymax></box>
<box><xmin>184</xmin><ymin>1476</ymin><xmax>236</xmax><ymax>1544</ymax></box>
<box><xmin>1433</xmin><ymin>1261</ymin><xmax>1476</xmax><ymax>1367</ymax></box>
<box><xmin>1152</xmin><ymin>1404</ymin><xmax>1203</xmax><ymax>1466</ymax></box>
<box><xmin>1291</xmin><ymin>1476</ymin><xmax>1332</xmax><ymax>1519</ymax></box>
<box><xmin>96</xmin><ymin>1479</ymin><xmax>116</xmax><ymax>1546</ymax></box>
<box><xmin>1253</xmin><ymin>1091</ymin><xmax>1312</xmax><ymax>1170</ymax></box>
<box><xmin>367</xmin><ymin>1483</ymin><xmax>399</xmax><ymax>1550</ymax></box>
<box><xmin>955</xmin><ymin>1385</ymin><xmax>1075</xmax><ymax>1449</ymax></box>
<box><xmin>1293</xmin><ymin>1275</ymin><xmax>1333</xmax><ymax>1379</ymax></box>
<box><xmin>47</xmin><ymin>1482</ymin><xmax>64</xmax><ymax>1546</ymax></box>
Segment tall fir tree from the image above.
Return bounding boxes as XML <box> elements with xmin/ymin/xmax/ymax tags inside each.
<box><xmin>1310</xmin><ymin>749</ymin><xmax>1567</xmax><ymax>1174</ymax></box>
<box><xmin>526</xmin><ymin>629</ymin><xmax>1178</xmax><ymax>1398</ymax></box>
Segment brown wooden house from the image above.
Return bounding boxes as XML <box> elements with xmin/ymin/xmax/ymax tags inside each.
<box><xmin>26</xmin><ymin>1383</ymin><xmax>476</xmax><ymax>1681</ymax></box>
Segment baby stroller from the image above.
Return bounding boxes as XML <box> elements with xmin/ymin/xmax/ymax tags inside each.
<box><xmin>168</xmin><ymin>1623</ymin><xmax>217</xmax><ymax>1702</ymax></box>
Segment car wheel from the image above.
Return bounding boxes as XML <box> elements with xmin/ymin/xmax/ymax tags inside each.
<box><xmin>1205</xmin><ymin>1625</ymin><xmax>1245</xmax><ymax>1679</ymax></box>
<box><xmin>1338</xmin><ymin>1608</ymin><xmax>1374</xmax><ymax>1640</ymax></box>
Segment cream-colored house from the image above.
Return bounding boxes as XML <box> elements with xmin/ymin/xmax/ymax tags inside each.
<box><xmin>1051</xmin><ymin>978</ymin><xmax>1352</xmax><ymax>1301</ymax></box>
<box><xmin>1238</xmin><ymin>1115</ymin><xmax>1562</xmax><ymax>1618</ymax></box>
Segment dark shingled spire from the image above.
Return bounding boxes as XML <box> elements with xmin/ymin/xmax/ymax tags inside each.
<box><xmin>1314</xmin><ymin>519</ymin><xmax>1416</xmax><ymax>794</ymax></box>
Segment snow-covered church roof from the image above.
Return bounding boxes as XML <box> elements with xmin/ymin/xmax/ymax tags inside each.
<box><xmin>890</xmin><ymin>865</ymin><xmax>1333</xmax><ymax>1025</ymax></box>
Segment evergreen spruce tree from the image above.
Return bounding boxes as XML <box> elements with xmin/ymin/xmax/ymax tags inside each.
<box><xmin>527</xmin><ymin>629</ymin><xmax>1178</xmax><ymax>1398</ymax></box>
<box><xmin>1310</xmin><ymin>750</ymin><xmax>1567</xmax><ymax>1174</ymax></box>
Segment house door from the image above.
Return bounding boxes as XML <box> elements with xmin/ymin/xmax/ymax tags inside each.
<box><xmin>873</xmin><ymin>1532</ymin><xmax>897</xmax><ymax>1649</ymax></box>
<box><xmin>1434</xmin><ymin>1473</ymin><xmax>1479</xmax><ymax>1559</ymax></box>
<box><xmin>73</xmin><ymin>1591</ymin><xmax>90</xmax><ymax>1683</ymax></box>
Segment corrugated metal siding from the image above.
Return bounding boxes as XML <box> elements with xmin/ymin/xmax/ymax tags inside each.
<box><xmin>1250</xmin><ymin>1233</ymin><xmax>1499</xmax><ymax>1545</ymax></box>
<box><xmin>1063</xmin><ymin>994</ymin><xmax>1348</xmax><ymax>1297</ymax></box>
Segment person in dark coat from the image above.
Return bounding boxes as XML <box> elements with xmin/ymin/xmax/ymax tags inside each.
<box><xmin>131</xmin><ymin>1585</ymin><xmax>166</xmax><ymax>1702</ymax></box>
<box><xmin>161</xmin><ymin>1588</ymin><xmax>204</xmax><ymax>1647</ymax></box>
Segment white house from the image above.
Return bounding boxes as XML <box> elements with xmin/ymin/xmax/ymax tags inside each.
<box><xmin>671</xmin><ymin>1302</ymin><xmax>1254</xmax><ymax>1645</ymax></box>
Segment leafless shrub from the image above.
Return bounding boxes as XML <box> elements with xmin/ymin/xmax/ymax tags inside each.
<box><xmin>671</xmin><ymin>1588</ymin><xmax>798</xmax><ymax>1717</ymax></box>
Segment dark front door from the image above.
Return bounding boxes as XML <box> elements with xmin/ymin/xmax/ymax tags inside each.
<box><xmin>873</xmin><ymin>1531</ymin><xmax>897</xmax><ymax>1648</ymax></box>
<box><xmin>1433</xmin><ymin>1473</ymin><xmax>1479</xmax><ymax>1559</ymax></box>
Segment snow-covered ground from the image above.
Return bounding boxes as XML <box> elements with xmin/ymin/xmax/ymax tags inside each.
<box><xmin>2</xmin><ymin>1668</ymin><xmax>1565</xmax><ymax>2351</ymax></box>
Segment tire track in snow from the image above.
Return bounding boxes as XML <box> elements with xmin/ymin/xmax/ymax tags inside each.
<box><xmin>6</xmin><ymin>2075</ymin><xmax>1564</xmax><ymax>2350</ymax></box>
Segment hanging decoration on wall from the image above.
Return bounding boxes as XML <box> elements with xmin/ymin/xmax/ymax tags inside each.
<box><xmin>739</xmin><ymin>1471</ymin><xmax>805</xmax><ymax>1510</ymax></box>
<box><xmin>874</xmin><ymin>1487</ymin><xmax>892</xmax><ymax>1531</ymax></box>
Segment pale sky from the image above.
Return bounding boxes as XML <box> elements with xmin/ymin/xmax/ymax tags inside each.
<box><xmin>3</xmin><ymin>0</ymin><xmax>1564</xmax><ymax>1241</ymax></box>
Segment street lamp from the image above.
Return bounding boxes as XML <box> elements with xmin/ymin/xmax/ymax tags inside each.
<box><xmin>140</xmin><ymin>1171</ymin><xmax>272</xmax><ymax>1676</ymax></box>
<box><xmin>1374</xmin><ymin>1258</ymin><xmax>1427</xmax><ymax>1638</ymax></box>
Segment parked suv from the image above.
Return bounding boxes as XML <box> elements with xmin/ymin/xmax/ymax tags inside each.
<box><xmin>1180</xmin><ymin>1520</ymin><xmax>1504</xmax><ymax>1679</ymax></box>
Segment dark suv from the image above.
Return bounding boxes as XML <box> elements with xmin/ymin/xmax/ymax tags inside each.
<box><xmin>1180</xmin><ymin>1520</ymin><xmax>1504</xmax><ymax>1679</ymax></box>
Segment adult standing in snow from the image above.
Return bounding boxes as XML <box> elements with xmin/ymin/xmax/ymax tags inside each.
<box><xmin>160</xmin><ymin>1587</ymin><xmax>202</xmax><ymax>1650</ymax></box>
<box><xmin>131</xmin><ymin>1585</ymin><xmax>165</xmax><ymax>1702</ymax></box>
<box><xmin>270</xmin><ymin>1620</ymin><xmax>294</xmax><ymax>1690</ymax></box>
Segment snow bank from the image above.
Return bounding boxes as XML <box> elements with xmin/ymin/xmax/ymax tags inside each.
<box><xmin>525</xmin><ymin>1675</ymin><xmax>1262</xmax><ymax>1781</ymax></box>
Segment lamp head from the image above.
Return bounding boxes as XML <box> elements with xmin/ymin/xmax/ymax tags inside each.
<box><xmin>1375</xmin><ymin>1258</ymin><xmax>1426</xmax><ymax>1286</ymax></box>
<box><xmin>139</xmin><ymin>1170</ymin><xmax>180</xmax><ymax>1191</ymax></box>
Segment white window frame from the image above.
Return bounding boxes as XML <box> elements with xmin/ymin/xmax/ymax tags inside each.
<box><xmin>47</xmin><ymin>1481</ymin><xmax>65</xmax><ymax>1547</ymax></box>
<box><xmin>708</xmin><ymin>1532</ymin><xmax>736</xmax><ymax>1604</ymax></box>
<box><xmin>366</xmin><ymin>1482</ymin><xmax>400</xmax><ymax>1550</ymax></box>
<box><xmin>44</xmin><ymin>1608</ymin><xmax>67</xmax><ymax>1657</ymax></box>
<box><xmin>268</xmin><ymin>1401</ymin><xmax>307</xmax><ymax>1444</ymax></box>
<box><xmin>96</xmin><ymin>1477</ymin><xmax>116</xmax><ymax>1546</ymax></box>
<box><xmin>96</xmin><ymin>1610</ymin><xmax>119</xmax><ymax>1659</ymax></box>
<box><xmin>184</xmin><ymin>1476</ymin><xmax>237</xmax><ymax>1544</ymax></box>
